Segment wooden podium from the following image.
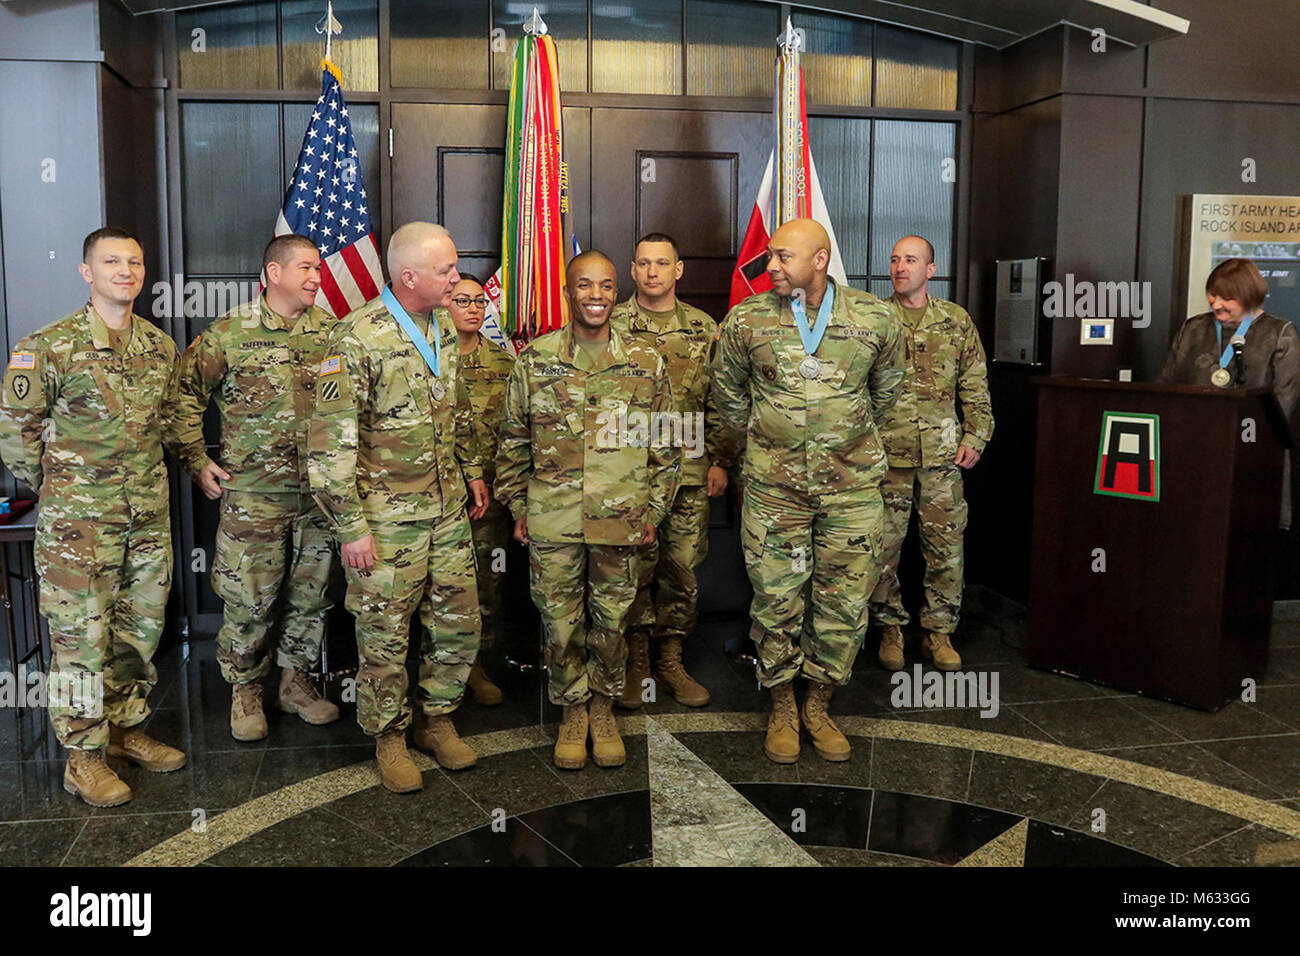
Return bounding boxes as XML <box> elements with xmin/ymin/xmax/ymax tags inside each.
<box><xmin>1026</xmin><ymin>377</ymin><xmax>1289</xmax><ymax>710</ymax></box>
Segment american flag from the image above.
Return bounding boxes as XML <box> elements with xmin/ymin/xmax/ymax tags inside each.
<box><xmin>274</xmin><ymin>64</ymin><xmax>383</xmax><ymax>318</ymax></box>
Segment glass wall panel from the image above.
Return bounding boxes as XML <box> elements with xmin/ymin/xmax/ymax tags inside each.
<box><xmin>492</xmin><ymin>0</ymin><xmax>588</xmax><ymax>92</ymax></box>
<box><xmin>391</xmin><ymin>0</ymin><xmax>490</xmax><ymax>89</ymax></box>
<box><xmin>181</xmin><ymin>102</ymin><xmax>283</xmax><ymax>276</ymax></box>
<box><xmin>685</xmin><ymin>0</ymin><xmax>777</xmax><ymax>98</ymax></box>
<box><xmin>808</xmin><ymin>117</ymin><xmax>870</xmax><ymax>277</ymax></box>
<box><xmin>870</xmin><ymin>120</ymin><xmax>956</xmax><ymax>277</ymax></box>
<box><xmin>283</xmin><ymin>0</ymin><xmax>378</xmax><ymax>91</ymax></box>
<box><xmin>177</xmin><ymin>2</ymin><xmax>277</xmax><ymax>90</ymax></box>
<box><xmin>875</xmin><ymin>24</ymin><xmax>958</xmax><ymax>110</ymax></box>
<box><xmin>283</xmin><ymin>102</ymin><xmax>382</xmax><ymax>239</ymax></box>
<box><xmin>592</xmin><ymin>0</ymin><xmax>681</xmax><ymax>95</ymax></box>
<box><xmin>791</xmin><ymin>10</ymin><xmax>871</xmax><ymax>108</ymax></box>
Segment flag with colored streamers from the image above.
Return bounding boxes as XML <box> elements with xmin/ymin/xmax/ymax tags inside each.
<box><xmin>493</xmin><ymin>25</ymin><xmax>572</xmax><ymax>347</ymax></box>
<box><xmin>730</xmin><ymin>19</ymin><xmax>846</xmax><ymax>309</ymax></box>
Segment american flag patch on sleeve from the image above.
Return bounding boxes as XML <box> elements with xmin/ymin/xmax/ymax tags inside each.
<box><xmin>319</xmin><ymin>355</ymin><xmax>341</xmax><ymax>376</ymax></box>
<box><xmin>9</xmin><ymin>352</ymin><xmax>35</xmax><ymax>370</ymax></box>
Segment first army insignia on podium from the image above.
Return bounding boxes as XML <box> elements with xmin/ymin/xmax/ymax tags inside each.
<box><xmin>1094</xmin><ymin>411</ymin><xmax>1160</xmax><ymax>501</ymax></box>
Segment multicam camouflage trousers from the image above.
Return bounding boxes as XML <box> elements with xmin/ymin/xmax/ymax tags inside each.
<box><xmin>343</xmin><ymin>510</ymin><xmax>481</xmax><ymax>736</ymax></box>
<box><xmin>626</xmin><ymin>484</ymin><xmax>710</xmax><ymax>646</ymax></box>
<box><xmin>36</xmin><ymin>512</ymin><xmax>172</xmax><ymax>750</ymax></box>
<box><xmin>869</xmin><ymin>464</ymin><xmax>969</xmax><ymax>634</ymax></box>
<box><xmin>741</xmin><ymin>480</ymin><xmax>885</xmax><ymax>688</ymax></box>
<box><xmin>529</xmin><ymin>542</ymin><xmax>638</xmax><ymax>705</ymax></box>
<box><xmin>212</xmin><ymin>490</ymin><xmax>335</xmax><ymax>685</ymax></box>
<box><xmin>470</xmin><ymin>497</ymin><xmax>510</xmax><ymax>645</ymax></box>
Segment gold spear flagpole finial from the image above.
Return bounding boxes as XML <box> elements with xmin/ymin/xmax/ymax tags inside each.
<box><xmin>778</xmin><ymin>16</ymin><xmax>802</xmax><ymax>53</ymax></box>
<box><xmin>524</xmin><ymin>6</ymin><xmax>549</xmax><ymax>36</ymax></box>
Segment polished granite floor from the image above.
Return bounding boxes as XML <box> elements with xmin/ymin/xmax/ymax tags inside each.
<box><xmin>3</xmin><ymin>598</ymin><xmax>1299</xmax><ymax>867</ymax></box>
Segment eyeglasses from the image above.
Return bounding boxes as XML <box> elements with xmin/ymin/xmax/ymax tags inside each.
<box><xmin>450</xmin><ymin>296</ymin><xmax>488</xmax><ymax>309</ymax></box>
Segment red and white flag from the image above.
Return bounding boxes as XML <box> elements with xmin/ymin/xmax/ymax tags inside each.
<box><xmin>730</xmin><ymin>19</ymin><xmax>847</xmax><ymax>309</ymax></box>
<box><xmin>274</xmin><ymin>60</ymin><xmax>383</xmax><ymax>318</ymax></box>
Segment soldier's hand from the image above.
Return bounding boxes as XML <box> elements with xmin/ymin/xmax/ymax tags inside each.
<box><xmin>513</xmin><ymin>516</ymin><xmax>529</xmax><ymax>545</ymax></box>
<box><xmin>641</xmin><ymin>523</ymin><xmax>656</xmax><ymax>545</ymax></box>
<box><xmin>467</xmin><ymin>479</ymin><xmax>489</xmax><ymax>521</ymax></box>
<box><xmin>954</xmin><ymin>445</ymin><xmax>981</xmax><ymax>469</ymax></box>
<box><xmin>342</xmin><ymin>533</ymin><xmax>377</xmax><ymax>571</ymax></box>
<box><xmin>706</xmin><ymin>465</ymin><xmax>729</xmax><ymax>497</ymax></box>
<box><xmin>197</xmin><ymin>462</ymin><xmax>231</xmax><ymax>500</ymax></box>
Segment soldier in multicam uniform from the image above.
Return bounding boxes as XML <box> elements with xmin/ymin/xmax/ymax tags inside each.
<box><xmin>0</xmin><ymin>228</ymin><xmax>186</xmax><ymax>807</ymax></box>
<box><xmin>609</xmin><ymin>232</ymin><xmax>731</xmax><ymax>710</ymax></box>
<box><xmin>869</xmin><ymin>236</ymin><xmax>993</xmax><ymax>673</ymax></box>
<box><xmin>495</xmin><ymin>251</ymin><xmax>679</xmax><ymax>771</ymax></box>
<box><xmin>712</xmin><ymin>218</ymin><xmax>904</xmax><ymax>764</ymax></box>
<box><xmin>166</xmin><ymin>235</ymin><xmax>341</xmax><ymax>740</ymax></box>
<box><xmin>308</xmin><ymin>222</ymin><xmax>489</xmax><ymax>794</ymax></box>
<box><xmin>440</xmin><ymin>273</ymin><xmax>515</xmax><ymax>706</ymax></box>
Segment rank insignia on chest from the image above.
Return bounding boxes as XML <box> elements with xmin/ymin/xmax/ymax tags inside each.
<box><xmin>319</xmin><ymin>355</ymin><xmax>341</xmax><ymax>376</ymax></box>
<box><xmin>762</xmin><ymin>365</ymin><xmax>777</xmax><ymax>380</ymax></box>
<box><xmin>9</xmin><ymin>352</ymin><xmax>35</xmax><ymax>370</ymax></box>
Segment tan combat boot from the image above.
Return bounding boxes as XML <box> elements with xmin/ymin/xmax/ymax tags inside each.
<box><xmin>655</xmin><ymin>637</ymin><xmax>711</xmax><ymax>707</ymax></box>
<box><xmin>922</xmin><ymin>632</ymin><xmax>962</xmax><ymax>671</ymax></box>
<box><xmin>617</xmin><ymin>630</ymin><xmax>651</xmax><ymax>710</ymax></box>
<box><xmin>277</xmin><ymin>669</ymin><xmax>340</xmax><ymax>725</ymax></box>
<box><xmin>108</xmin><ymin>725</ymin><xmax>187</xmax><ymax>772</ymax></box>
<box><xmin>801</xmin><ymin>681</ymin><xmax>851</xmax><ymax>761</ymax></box>
<box><xmin>467</xmin><ymin>656</ymin><xmax>503</xmax><ymax>706</ymax></box>
<box><xmin>878</xmin><ymin>626</ymin><xmax>906</xmax><ymax>671</ymax></box>
<box><xmin>230</xmin><ymin>681</ymin><xmax>267</xmax><ymax>741</ymax></box>
<box><xmin>553</xmin><ymin>702</ymin><xmax>588</xmax><ymax>770</ymax></box>
<box><xmin>413</xmin><ymin>713</ymin><xmax>477</xmax><ymax>770</ymax></box>
<box><xmin>375</xmin><ymin>730</ymin><xmax>422</xmax><ymax>793</ymax></box>
<box><xmin>588</xmin><ymin>694</ymin><xmax>626</xmax><ymax>768</ymax></box>
<box><xmin>764</xmin><ymin>682</ymin><xmax>800</xmax><ymax>764</ymax></box>
<box><xmin>63</xmin><ymin>749</ymin><xmax>132</xmax><ymax>807</ymax></box>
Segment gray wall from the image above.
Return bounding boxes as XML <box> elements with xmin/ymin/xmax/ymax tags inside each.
<box><xmin>0</xmin><ymin>0</ymin><xmax>174</xmax><ymax>664</ymax></box>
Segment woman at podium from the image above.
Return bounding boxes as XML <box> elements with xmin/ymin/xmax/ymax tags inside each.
<box><xmin>1159</xmin><ymin>257</ymin><xmax>1299</xmax><ymax>527</ymax></box>
<box><xmin>1158</xmin><ymin>257</ymin><xmax>1299</xmax><ymax>397</ymax></box>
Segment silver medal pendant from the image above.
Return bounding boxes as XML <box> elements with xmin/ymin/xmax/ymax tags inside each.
<box><xmin>799</xmin><ymin>356</ymin><xmax>822</xmax><ymax>380</ymax></box>
<box><xmin>1210</xmin><ymin>367</ymin><xmax>1232</xmax><ymax>388</ymax></box>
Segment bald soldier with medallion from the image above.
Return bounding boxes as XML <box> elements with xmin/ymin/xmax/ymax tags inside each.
<box><xmin>712</xmin><ymin>218</ymin><xmax>905</xmax><ymax>764</ymax></box>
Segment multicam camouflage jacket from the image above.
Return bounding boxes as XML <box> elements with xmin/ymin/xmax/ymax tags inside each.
<box><xmin>609</xmin><ymin>294</ymin><xmax>735</xmax><ymax>484</ymax></box>
<box><xmin>711</xmin><ymin>278</ymin><xmax>905</xmax><ymax>494</ymax></box>
<box><xmin>878</xmin><ymin>294</ymin><xmax>994</xmax><ymax>468</ymax></box>
<box><xmin>165</xmin><ymin>294</ymin><xmax>335</xmax><ymax>494</ymax></box>
<box><xmin>448</xmin><ymin>329</ymin><xmax>516</xmax><ymax>485</ymax></box>
<box><xmin>0</xmin><ymin>303</ymin><xmax>177</xmax><ymax>524</ymax></box>
<box><xmin>494</xmin><ymin>322</ymin><xmax>680</xmax><ymax>546</ymax></box>
<box><xmin>308</xmin><ymin>295</ymin><xmax>485</xmax><ymax>544</ymax></box>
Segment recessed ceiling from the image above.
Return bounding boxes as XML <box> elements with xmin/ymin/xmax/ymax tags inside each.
<box><xmin>115</xmin><ymin>0</ymin><xmax>1190</xmax><ymax>50</ymax></box>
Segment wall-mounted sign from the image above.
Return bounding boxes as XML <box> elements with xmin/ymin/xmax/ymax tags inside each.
<box><xmin>1094</xmin><ymin>411</ymin><xmax>1160</xmax><ymax>501</ymax></box>
<box><xmin>994</xmin><ymin>257</ymin><xmax>1046</xmax><ymax>365</ymax></box>
<box><xmin>1185</xmin><ymin>194</ymin><xmax>1300</xmax><ymax>323</ymax></box>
